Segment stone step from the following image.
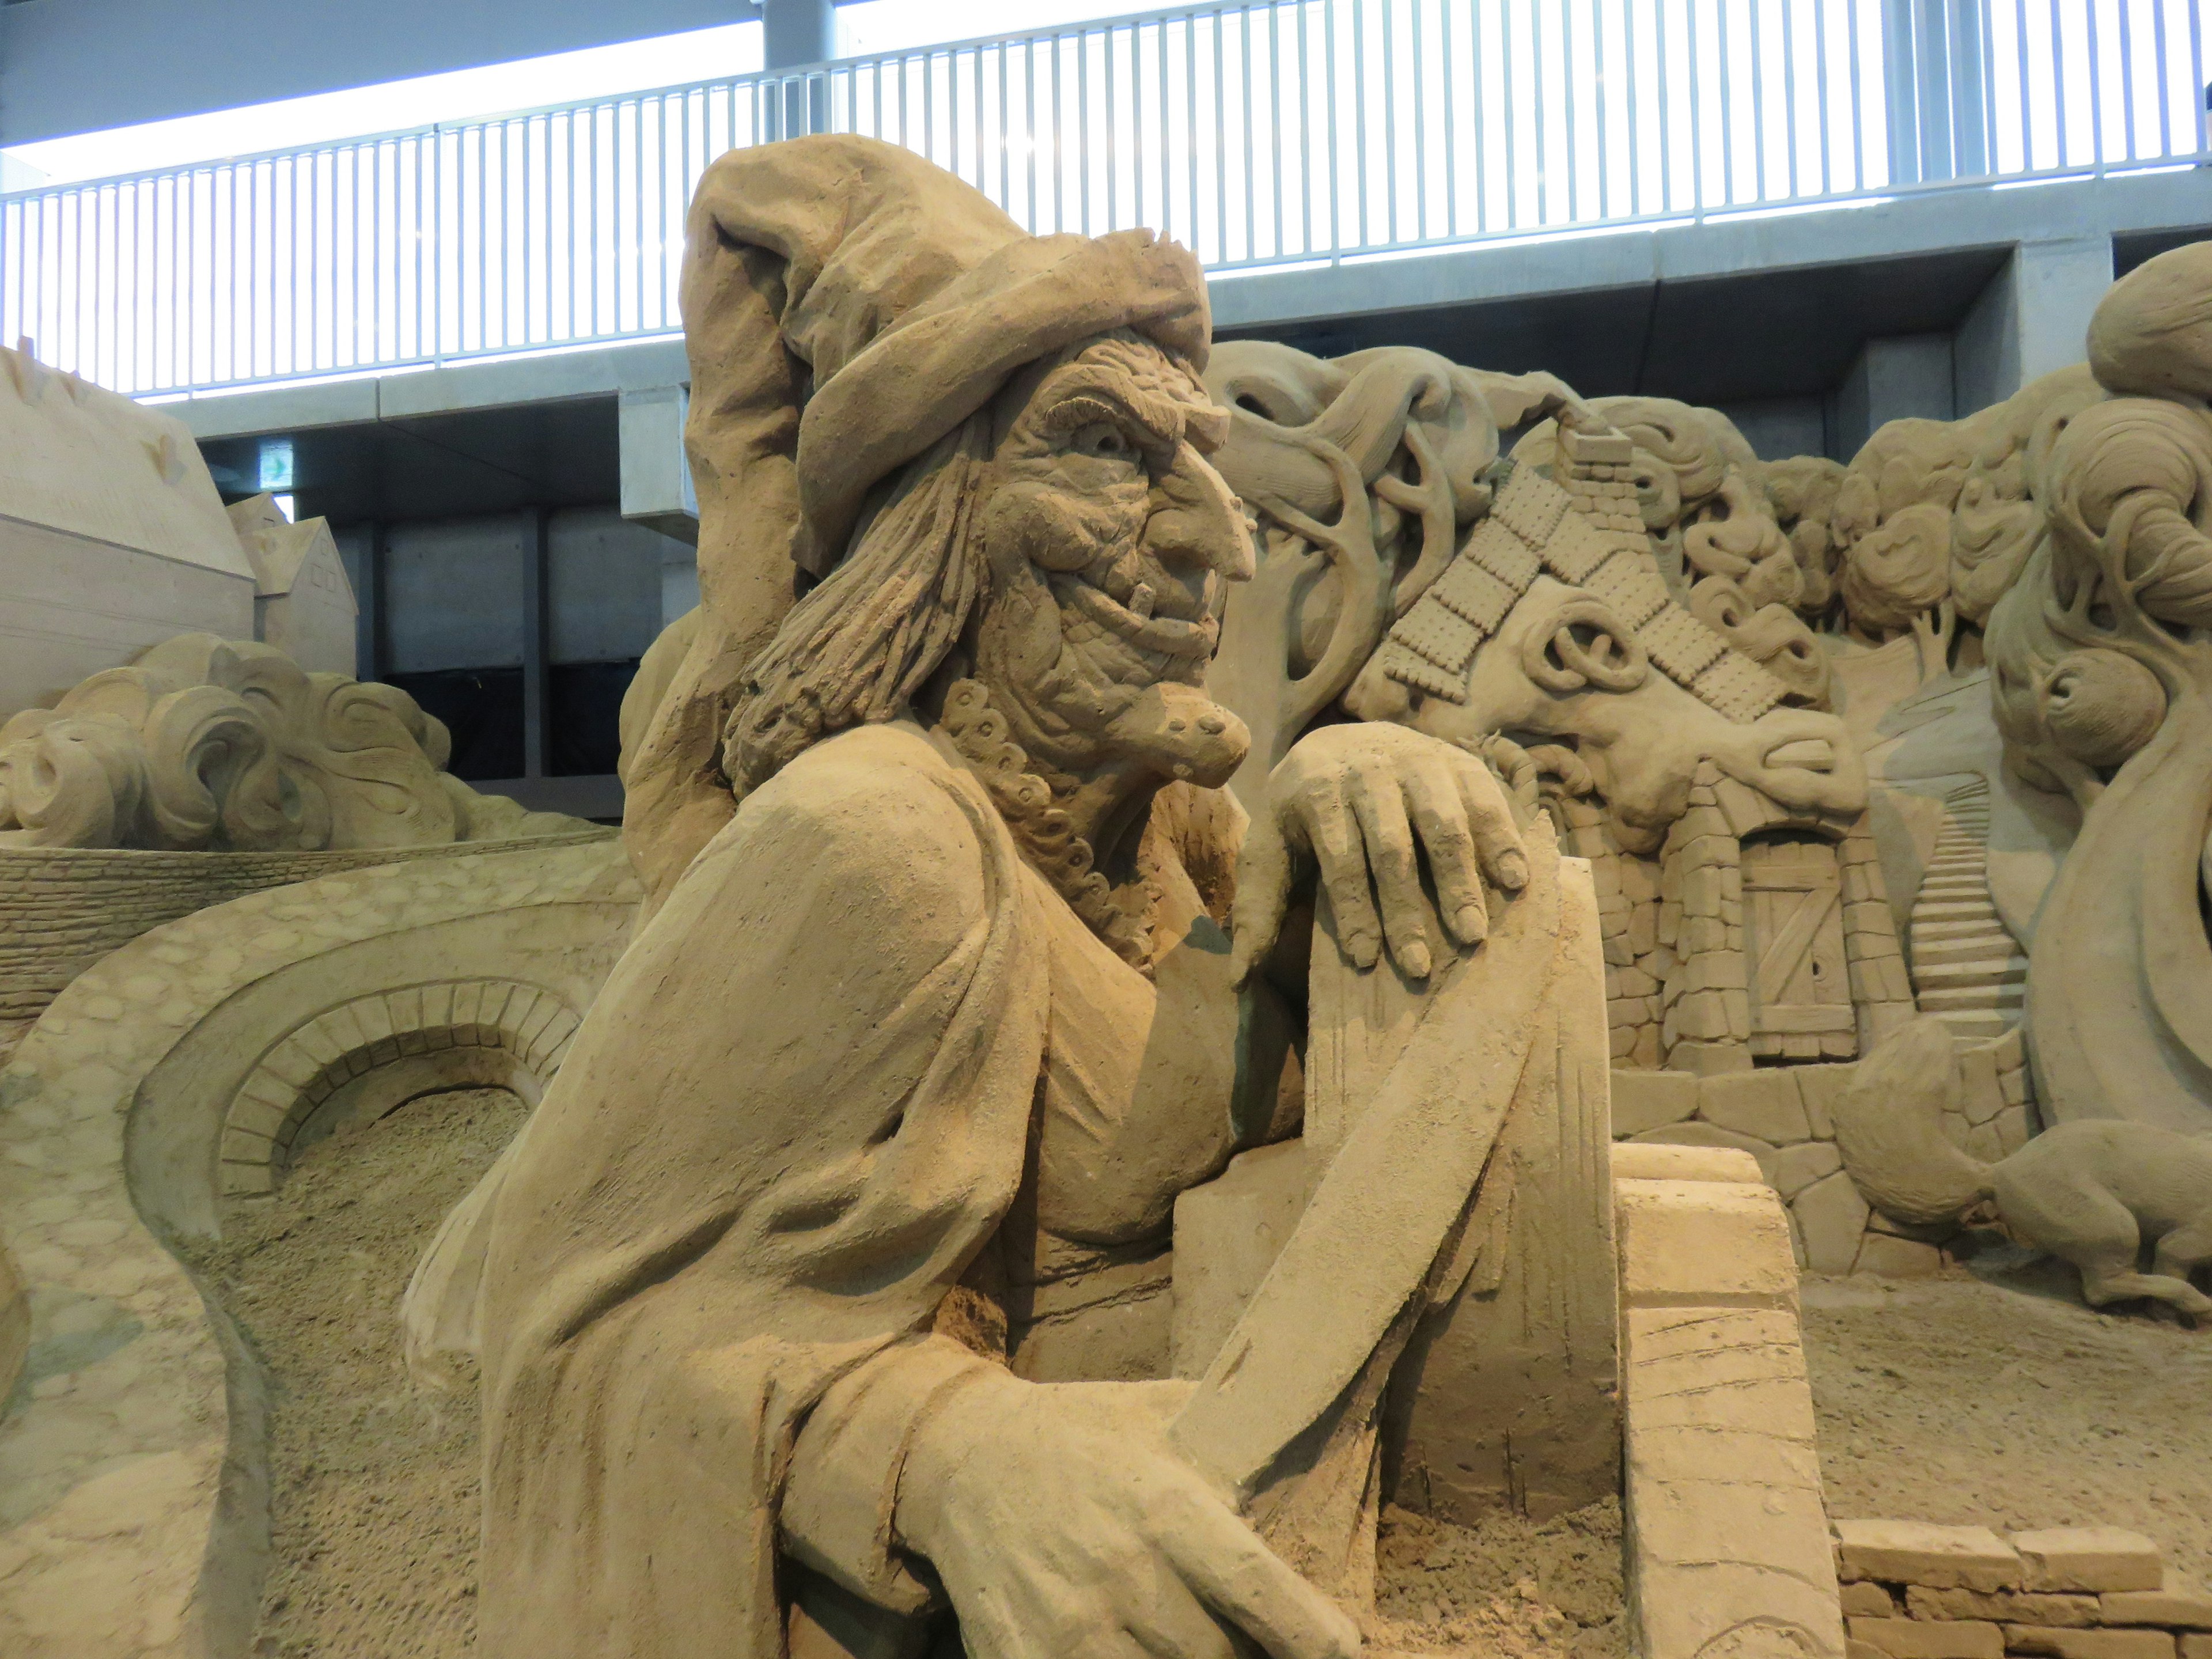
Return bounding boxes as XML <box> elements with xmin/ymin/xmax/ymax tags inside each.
<box><xmin>1912</xmin><ymin>918</ymin><xmax>2015</xmax><ymax>940</ymax></box>
<box><xmin>1919</xmin><ymin>984</ymin><xmax>2027</xmax><ymax>1013</ymax></box>
<box><xmin>1913</xmin><ymin>958</ymin><xmax>2029</xmax><ymax>988</ymax></box>
<box><xmin>1920</xmin><ymin>902</ymin><xmax>2008</xmax><ymax>929</ymax></box>
<box><xmin>1911</xmin><ymin>935</ymin><xmax>2024</xmax><ymax>967</ymax></box>
<box><xmin>1933</xmin><ymin>1010</ymin><xmax>2014</xmax><ymax>1040</ymax></box>
<box><xmin>1917</xmin><ymin>878</ymin><xmax>1991</xmax><ymax>897</ymax></box>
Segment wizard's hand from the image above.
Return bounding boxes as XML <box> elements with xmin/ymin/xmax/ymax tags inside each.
<box><xmin>896</xmin><ymin>1372</ymin><xmax>1359</xmax><ymax>1659</ymax></box>
<box><xmin>1230</xmin><ymin>722</ymin><xmax>1527</xmax><ymax>983</ymax></box>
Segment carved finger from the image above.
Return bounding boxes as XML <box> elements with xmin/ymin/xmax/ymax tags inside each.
<box><xmin>1300</xmin><ymin>775</ymin><xmax>1382</xmax><ymax>972</ymax></box>
<box><xmin>1228</xmin><ymin>806</ymin><xmax>1296</xmax><ymax>987</ymax></box>
<box><xmin>1405</xmin><ymin>758</ymin><xmax>1487</xmax><ymax>948</ymax></box>
<box><xmin>1164</xmin><ymin>1497</ymin><xmax>1363</xmax><ymax>1659</ymax></box>
<box><xmin>1454</xmin><ymin>753</ymin><xmax>1530</xmax><ymax>893</ymax></box>
<box><xmin>1350</xmin><ymin>764</ymin><xmax>1433</xmax><ymax>979</ymax></box>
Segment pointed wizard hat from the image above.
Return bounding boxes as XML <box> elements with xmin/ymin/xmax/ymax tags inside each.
<box><xmin>620</xmin><ymin>134</ymin><xmax>1214</xmax><ymax>910</ymax></box>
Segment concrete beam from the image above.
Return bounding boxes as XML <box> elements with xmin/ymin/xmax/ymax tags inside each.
<box><xmin>1831</xmin><ymin>335</ymin><xmax>1956</xmax><ymax>461</ymax></box>
<box><xmin>619</xmin><ymin>386</ymin><xmax>700</xmax><ymax>544</ymax></box>
<box><xmin>1954</xmin><ymin>234</ymin><xmax>2116</xmax><ymax>414</ymax></box>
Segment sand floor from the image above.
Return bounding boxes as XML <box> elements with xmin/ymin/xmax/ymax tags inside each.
<box><xmin>194</xmin><ymin>1085</ymin><xmax>524</xmax><ymax>1659</ymax></box>
<box><xmin>191</xmin><ymin>1089</ymin><xmax>2212</xmax><ymax>1653</ymax></box>
<box><xmin>1802</xmin><ymin>1257</ymin><xmax>2212</xmax><ymax>1588</ymax></box>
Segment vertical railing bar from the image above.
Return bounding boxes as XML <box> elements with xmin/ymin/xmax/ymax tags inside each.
<box><xmin>1719</xmin><ymin>0</ymin><xmax>1737</xmax><ymax>206</ymax></box>
<box><xmin>1080</xmin><ymin>31</ymin><xmax>1092</xmax><ymax>236</ymax></box>
<box><xmin>1352</xmin><ymin>0</ymin><xmax>1369</xmax><ymax>244</ymax></box>
<box><xmin>1184</xmin><ymin>16</ymin><xmax>1199</xmax><ymax>251</ymax></box>
<box><xmin>1563</xmin><ymin>0</ymin><xmax>1577</xmax><ymax>223</ymax></box>
<box><xmin>1848</xmin><ymin>0</ymin><xmax>1865</xmax><ymax>188</ymax></box>
<box><xmin>1053</xmin><ymin>36</ymin><xmax>1066</xmax><ymax>234</ymax></box>
<box><xmin>1270</xmin><ymin>3</ymin><xmax>1284</xmax><ymax>256</ymax></box>
<box><xmin>1749</xmin><ymin>0</ymin><xmax>1769</xmax><ymax>201</ymax></box>
<box><xmin>2014</xmin><ymin>0</ymin><xmax>2032</xmax><ymax>171</ymax></box>
<box><xmin>1475</xmin><ymin>0</ymin><xmax>1492</xmax><ymax>229</ymax></box>
<box><xmin>415</xmin><ymin>132</ymin><xmax>427</xmax><ymax>360</ymax></box>
<box><xmin>1433</xmin><ymin>0</ymin><xmax>1451</xmax><ymax>235</ymax></box>
<box><xmin>369</xmin><ymin>150</ymin><xmax>380</xmax><ymax>371</ymax></box>
<box><xmin>1135</xmin><ymin>26</ymin><xmax>1146</xmax><ymax>232</ymax></box>
<box><xmin>2087</xmin><ymin>0</ymin><xmax>2107</xmax><ymax>170</ymax></box>
<box><xmin>1503</xmin><ymin>0</ymin><xmax>1519</xmax><ymax>226</ymax></box>
<box><xmin>2190</xmin><ymin>0</ymin><xmax>2207</xmax><ymax>157</ymax></box>
<box><xmin>1410</xmin><ymin>0</ymin><xmax>1426</xmax><ymax>239</ymax></box>
<box><xmin>1242</xmin><ymin>8</ymin><xmax>1257</xmax><ymax>257</ymax></box>
<box><xmin>1815</xmin><ymin>0</ymin><xmax>1832</xmax><ymax>192</ymax></box>
<box><xmin>1324</xmin><ymin>0</ymin><xmax>1340</xmax><ymax>252</ymax></box>
<box><xmin>633</xmin><ymin>100</ymin><xmax>645</xmax><ymax>334</ymax></box>
<box><xmin>975</xmin><ymin>44</ymin><xmax>987</xmax><ymax>195</ymax></box>
<box><xmin>1218</xmin><ymin>9</ymin><xmax>1232</xmax><ymax>258</ymax></box>
<box><xmin>1107</xmin><ymin>28</ymin><xmax>1119</xmax><ymax>230</ymax></box>
<box><xmin>1381</xmin><ymin>0</ymin><xmax>1399</xmax><ymax>243</ymax></box>
<box><xmin>2150</xmin><ymin>0</ymin><xmax>2171</xmax><ymax>157</ymax></box>
<box><xmin>2116</xmin><ymin>0</ymin><xmax>2137</xmax><ymax>162</ymax></box>
<box><xmin>1687</xmin><ymin>0</ymin><xmax>1705</xmax><ymax>212</ymax></box>
<box><xmin>1594</xmin><ymin>0</ymin><xmax>1611</xmax><ymax>220</ymax></box>
<box><xmin>2050</xmin><ymin>0</ymin><xmax>2069</xmax><ymax>171</ymax></box>
<box><xmin>1158</xmin><ymin>17</ymin><xmax>1172</xmax><ymax>243</ymax></box>
<box><xmin>1781</xmin><ymin>0</ymin><xmax>1797</xmax><ymax>199</ymax></box>
<box><xmin>592</xmin><ymin>105</ymin><xmax>604</xmax><ymax>338</ymax></box>
<box><xmin>245</xmin><ymin>164</ymin><xmax>257</xmax><ymax>380</ymax></box>
<box><xmin>1655</xmin><ymin>0</ymin><xmax>1673</xmax><ymax>211</ymax></box>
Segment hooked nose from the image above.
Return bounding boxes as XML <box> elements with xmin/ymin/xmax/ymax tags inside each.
<box><xmin>1146</xmin><ymin>439</ymin><xmax>1257</xmax><ymax>583</ymax></box>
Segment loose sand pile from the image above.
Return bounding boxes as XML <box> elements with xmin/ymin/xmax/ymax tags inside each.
<box><xmin>1373</xmin><ymin>1498</ymin><xmax>1627</xmax><ymax>1659</ymax></box>
<box><xmin>192</xmin><ymin>1086</ymin><xmax>525</xmax><ymax>1659</ymax></box>
<box><xmin>1802</xmin><ymin>1259</ymin><xmax>2212</xmax><ymax>1588</ymax></box>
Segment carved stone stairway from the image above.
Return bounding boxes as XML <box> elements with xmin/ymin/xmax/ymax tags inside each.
<box><xmin>1906</xmin><ymin>779</ymin><xmax>2028</xmax><ymax>1043</ymax></box>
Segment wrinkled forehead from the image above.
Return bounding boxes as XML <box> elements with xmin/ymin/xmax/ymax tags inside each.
<box><xmin>995</xmin><ymin>328</ymin><xmax>1230</xmax><ymax>452</ymax></box>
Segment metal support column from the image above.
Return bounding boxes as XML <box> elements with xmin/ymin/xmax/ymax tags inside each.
<box><xmin>522</xmin><ymin>508</ymin><xmax>550</xmax><ymax>779</ymax></box>
<box><xmin>357</xmin><ymin>521</ymin><xmax>385</xmax><ymax>683</ymax></box>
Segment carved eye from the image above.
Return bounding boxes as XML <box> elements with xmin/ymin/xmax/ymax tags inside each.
<box><xmin>1070</xmin><ymin>421</ymin><xmax>1135</xmax><ymax>461</ymax></box>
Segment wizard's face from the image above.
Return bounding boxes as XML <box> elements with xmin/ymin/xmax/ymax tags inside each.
<box><xmin>969</xmin><ymin>332</ymin><xmax>1255</xmax><ymax>787</ymax></box>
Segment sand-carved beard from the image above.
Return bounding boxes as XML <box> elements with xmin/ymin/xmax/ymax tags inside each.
<box><xmin>965</xmin><ymin>346</ymin><xmax>1254</xmax><ymax>797</ymax></box>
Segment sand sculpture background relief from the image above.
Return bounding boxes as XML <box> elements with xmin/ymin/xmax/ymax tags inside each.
<box><xmin>0</xmin><ymin>127</ymin><xmax>2208</xmax><ymax>1659</ymax></box>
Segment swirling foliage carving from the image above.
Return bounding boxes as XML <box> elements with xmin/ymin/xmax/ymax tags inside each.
<box><xmin>0</xmin><ymin>634</ymin><xmax>572</xmax><ymax>851</ymax></box>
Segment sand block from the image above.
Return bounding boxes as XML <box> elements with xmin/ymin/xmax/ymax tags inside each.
<box><xmin>1844</xmin><ymin>1585</ymin><xmax>1902</xmax><ymax>1616</ymax></box>
<box><xmin>1834</xmin><ymin>1521</ymin><xmax>2021</xmax><ymax>1591</ymax></box>
<box><xmin>1906</xmin><ymin>1588</ymin><xmax>2097</xmax><ymax>1627</ymax></box>
<box><xmin>2180</xmin><ymin>1638</ymin><xmax>2212</xmax><ymax>1659</ymax></box>
<box><xmin>1612</xmin><ymin>1069</ymin><xmax>1700</xmax><ymax>1135</ymax></box>
<box><xmin>2004</xmin><ymin>1627</ymin><xmax>2175</xmax><ymax>1659</ymax></box>
<box><xmin>2100</xmin><ymin>1575</ymin><xmax>2212</xmax><ymax>1630</ymax></box>
<box><xmin>1615</xmin><ymin>1177</ymin><xmax>1799</xmax><ymax>1308</ymax></box>
<box><xmin>1609</xmin><ymin>1140</ymin><xmax>1763</xmax><ymax>1184</ymax></box>
<box><xmin>1848</xmin><ymin>1616</ymin><xmax>2002</xmax><ymax>1658</ymax></box>
<box><xmin>1851</xmin><ymin>1645</ymin><xmax>1891</xmax><ymax>1659</ymax></box>
<box><xmin>1618</xmin><ymin>1163</ymin><xmax>1841</xmax><ymax>1659</ymax></box>
<box><xmin>2014</xmin><ymin>1532</ymin><xmax>2164</xmax><ymax>1595</ymax></box>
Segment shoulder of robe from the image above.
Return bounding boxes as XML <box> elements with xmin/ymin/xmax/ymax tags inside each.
<box><xmin>688</xmin><ymin>722</ymin><xmax>994</xmax><ymax>908</ymax></box>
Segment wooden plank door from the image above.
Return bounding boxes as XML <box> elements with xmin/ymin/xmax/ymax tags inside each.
<box><xmin>1741</xmin><ymin>836</ymin><xmax>1855</xmax><ymax>1060</ymax></box>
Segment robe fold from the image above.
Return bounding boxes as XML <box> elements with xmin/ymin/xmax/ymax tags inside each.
<box><xmin>475</xmin><ymin>721</ymin><xmax>1054</xmax><ymax>1659</ymax></box>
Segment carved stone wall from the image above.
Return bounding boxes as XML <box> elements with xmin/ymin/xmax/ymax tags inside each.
<box><xmin>0</xmin><ymin>831</ymin><xmax>612</xmax><ymax>1060</ymax></box>
<box><xmin>0</xmin><ymin>838</ymin><xmax>637</xmax><ymax>1658</ymax></box>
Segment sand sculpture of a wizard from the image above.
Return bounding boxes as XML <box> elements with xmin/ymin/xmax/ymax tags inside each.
<box><xmin>419</xmin><ymin>136</ymin><xmax>1616</xmax><ymax>1659</ymax></box>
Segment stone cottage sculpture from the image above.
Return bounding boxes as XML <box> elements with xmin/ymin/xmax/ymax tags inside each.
<box><xmin>447</xmin><ymin>135</ymin><xmax>1603</xmax><ymax>1659</ymax></box>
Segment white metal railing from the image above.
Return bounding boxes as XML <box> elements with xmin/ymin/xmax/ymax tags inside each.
<box><xmin>4</xmin><ymin>0</ymin><xmax>2207</xmax><ymax>399</ymax></box>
